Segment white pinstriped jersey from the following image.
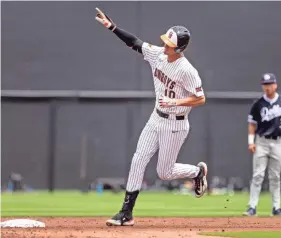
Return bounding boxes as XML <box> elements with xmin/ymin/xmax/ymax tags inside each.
<box><xmin>125</xmin><ymin>42</ymin><xmax>203</xmax><ymax>192</ymax></box>
<box><xmin>142</xmin><ymin>42</ymin><xmax>204</xmax><ymax>116</ymax></box>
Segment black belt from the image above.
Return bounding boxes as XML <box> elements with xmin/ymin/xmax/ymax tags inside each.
<box><xmin>264</xmin><ymin>135</ymin><xmax>281</xmax><ymax>140</ymax></box>
<box><xmin>156</xmin><ymin>109</ymin><xmax>185</xmax><ymax>120</ymax></box>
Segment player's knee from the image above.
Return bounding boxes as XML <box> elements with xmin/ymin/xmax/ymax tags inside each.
<box><xmin>130</xmin><ymin>152</ymin><xmax>150</xmax><ymax>170</ymax></box>
<box><xmin>268</xmin><ymin>173</ymin><xmax>280</xmax><ymax>184</ymax></box>
<box><xmin>130</xmin><ymin>154</ymin><xmax>143</xmax><ymax>168</ymax></box>
<box><xmin>157</xmin><ymin>169</ymin><xmax>172</xmax><ymax>180</ymax></box>
<box><xmin>252</xmin><ymin>173</ymin><xmax>265</xmax><ymax>185</ymax></box>
<box><xmin>269</xmin><ymin>178</ymin><xmax>280</xmax><ymax>186</ymax></box>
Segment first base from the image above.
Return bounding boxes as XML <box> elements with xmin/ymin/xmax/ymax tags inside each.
<box><xmin>0</xmin><ymin>219</ymin><xmax>45</xmax><ymax>228</ymax></box>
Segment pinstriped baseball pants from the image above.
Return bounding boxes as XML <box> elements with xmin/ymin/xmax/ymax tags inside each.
<box><xmin>126</xmin><ymin>110</ymin><xmax>200</xmax><ymax>192</ymax></box>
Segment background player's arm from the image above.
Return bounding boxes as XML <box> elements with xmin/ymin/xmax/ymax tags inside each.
<box><xmin>248</xmin><ymin>123</ymin><xmax>257</xmax><ymax>153</ymax></box>
<box><xmin>248</xmin><ymin>102</ymin><xmax>259</xmax><ymax>153</ymax></box>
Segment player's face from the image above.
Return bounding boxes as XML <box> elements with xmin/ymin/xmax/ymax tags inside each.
<box><xmin>262</xmin><ymin>83</ymin><xmax>277</xmax><ymax>97</ymax></box>
<box><xmin>163</xmin><ymin>44</ymin><xmax>176</xmax><ymax>56</ymax></box>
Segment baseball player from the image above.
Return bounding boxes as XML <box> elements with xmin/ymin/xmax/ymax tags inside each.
<box><xmin>243</xmin><ymin>73</ymin><xmax>281</xmax><ymax>216</ymax></box>
<box><xmin>95</xmin><ymin>8</ymin><xmax>208</xmax><ymax>226</ymax></box>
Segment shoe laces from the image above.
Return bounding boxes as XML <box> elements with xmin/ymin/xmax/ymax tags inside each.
<box><xmin>194</xmin><ymin>169</ymin><xmax>203</xmax><ymax>191</ymax></box>
<box><xmin>194</xmin><ymin>177</ymin><xmax>201</xmax><ymax>191</ymax></box>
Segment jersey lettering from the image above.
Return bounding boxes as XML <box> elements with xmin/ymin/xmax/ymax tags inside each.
<box><xmin>249</xmin><ymin>94</ymin><xmax>281</xmax><ymax>137</ymax></box>
<box><xmin>260</xmin><ymin>105</ymin><xmax>281</xmax><ymax>122</ymax></box>
<box><xmin>154</xmin><ymin>68</ymin><xmax>176</xmax><ymax>90</ymax></box>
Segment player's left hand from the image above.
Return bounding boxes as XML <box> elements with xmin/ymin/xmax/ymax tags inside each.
<box><xmin>159</xmin><ymin>95</ymin><xmax>177</xmax><ymax>107</ymax></box>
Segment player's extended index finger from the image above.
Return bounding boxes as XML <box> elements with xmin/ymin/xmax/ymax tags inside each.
<box><xmin>95</xmin><ymin>8</ymin><xmax>105</xmax><ymax>18</ymax></box>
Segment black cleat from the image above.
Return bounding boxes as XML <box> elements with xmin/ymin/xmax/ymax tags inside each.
<box><xmin>106</xmin><ymin>211</ymin><xmax>134</xmax><ymax>226</ymax></box>
<box><xmin>272</xmin><ymin>207</ymin><xmax>281</xmax><ymax>216</ymax></box>
<box><xmin>243</xmin><ymin>207</ymin><xmax>257</xmax><ymax>216</ymax></box>
<box><xmin>194</xmin><ymin>162</ymin><xmax>208</xmax><ymax>198</ymax></box>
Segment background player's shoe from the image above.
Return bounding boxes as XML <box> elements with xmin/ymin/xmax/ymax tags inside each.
<box><xmin>243</xmin><ymin>207</ymin><xmax>256</xmax><ymax>216</ymax></box>
<box><xmin>194</xmin><ymin>162</ymin><xmax>208</xmax><ymax>198</ymax></box>
<box><xmin>106</xmin><ymin>211</ymin><xmax>134</xmax><ymax>226</ymax></box>
<box><xmin>272</xmin><ymin>207</ymin><xmax>281</xmax><ymax>216</ymax></box>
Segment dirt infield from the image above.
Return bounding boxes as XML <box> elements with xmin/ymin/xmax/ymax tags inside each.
<box><xmin>1</xmin><ymin>217</ymin><xmax>281</xmax><ymax>238</ymax></box>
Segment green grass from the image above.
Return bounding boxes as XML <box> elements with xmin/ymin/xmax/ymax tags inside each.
<box><xmin>0</xmin><ymin>191</ymin><xmax>275</xmax><ymax>217</ymax></box>
<box><xmin>200</xmin><ymin>231</ymin><xmax>281</xmax><ymax>238</ymax></box>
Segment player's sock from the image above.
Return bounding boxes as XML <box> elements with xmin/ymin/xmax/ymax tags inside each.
<box><xmin>120</xmin><ymin>190</ymin><xmax>139</xmax><ymax>213</ymax></box>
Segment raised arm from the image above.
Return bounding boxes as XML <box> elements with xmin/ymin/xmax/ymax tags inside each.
<box><xmin>95</xmin><ymin>8</ymin><xmax>143</xmax><ymax>54</ymax></box>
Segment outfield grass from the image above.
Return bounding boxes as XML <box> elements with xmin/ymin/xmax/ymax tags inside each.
<box><xmin>200</xmin><ymin>231</ymin><xmax>281</xmax><ymax>238</ymax></box>
<box><xmin>0</xmin><ymin>191</ymin><xmax>275</xmax><ymax>217</ymax></box>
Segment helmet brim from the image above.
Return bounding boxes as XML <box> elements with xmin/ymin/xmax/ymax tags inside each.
<box><xmin>160</xmin><ymin>34</ymin><xmax>177</xmax><ymax>48</ymax></box>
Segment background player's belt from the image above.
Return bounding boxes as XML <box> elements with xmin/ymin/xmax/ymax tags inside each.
<box><xmin>263</xmin><ymin>135</ymin><xmax>281</xmax><ymax>140</ymax></box>
<box><xmin>156</xmin><ymin>109</ymin><xmax>185</xmax><ymax>120</ymax></box>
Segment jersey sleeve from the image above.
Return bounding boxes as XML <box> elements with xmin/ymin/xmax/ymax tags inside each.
<box><xmin>142</xmin><ymin>42</ymin><xmax>163</xmax><ymax>66</ymax></box>
<box><xmin>248</xmin><ymin>102</ymin><xmax>259</xmax><ymax>124</ymax></box>
<box><xmin>182</xmin><ymin>69</ymin><xmax>204</xmax><ymax>97</ymax></box>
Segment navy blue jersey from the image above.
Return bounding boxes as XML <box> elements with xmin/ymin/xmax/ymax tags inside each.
<box><xmin>248</xmin><ymin>93</ymin><xmax>281</xmax><ymax>137</ymax></box>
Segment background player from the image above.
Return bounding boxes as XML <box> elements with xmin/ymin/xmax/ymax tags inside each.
<box><xmin>244</xmin><ymin>73</ymin><xmax>281</xmax><ymax>216</ymax></box>
<box><xmin>95</xmin><ymin>8</ymin><xmax>208</xmax><ymax>226</ymax></box>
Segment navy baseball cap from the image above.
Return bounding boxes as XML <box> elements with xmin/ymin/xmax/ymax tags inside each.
<box><xmin>261</xmin><ymin>73</ymin><xmax>277</xmax><ymax>85</ymax></box>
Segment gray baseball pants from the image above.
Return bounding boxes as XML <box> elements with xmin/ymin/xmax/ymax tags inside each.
<box><xmin>248</xmin><ymin>135</ymin><xmax>281</xmax><ymax>209</ymax></box>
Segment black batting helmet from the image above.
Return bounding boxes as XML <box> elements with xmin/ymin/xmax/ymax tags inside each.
<box><xmin>160</xmin><ymin>26</ymin><xmax>191</xmax><ymax>53</ymax></box>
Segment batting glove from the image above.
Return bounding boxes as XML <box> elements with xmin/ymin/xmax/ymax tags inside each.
<box><xmin>159</xmin><ymin>95</ymin><xmax>177</xmax><ymax>107</ymax></box>
<box><xmin>95</xmin><ymin>8</ymin><xmax>116</xmax><ymax>31</ymax></box>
